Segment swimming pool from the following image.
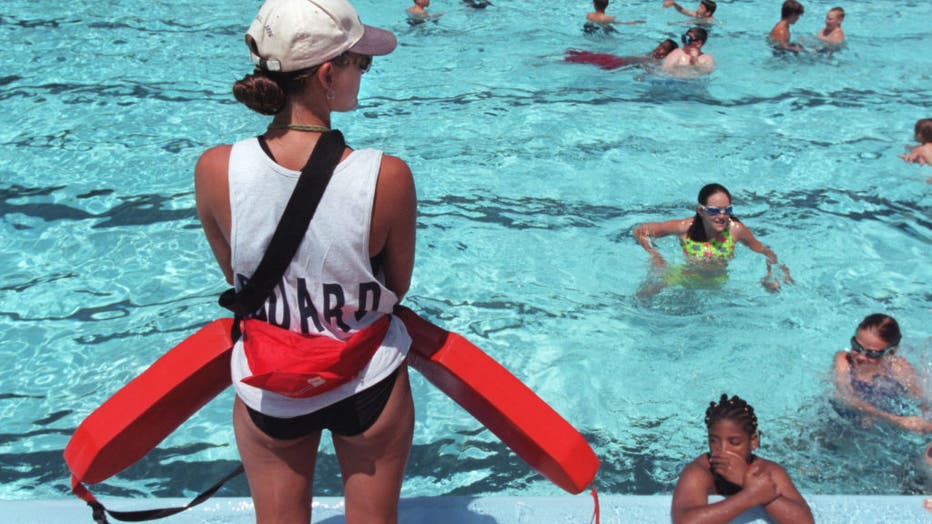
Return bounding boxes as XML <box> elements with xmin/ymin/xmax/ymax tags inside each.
<box><xmin>1</xmin><ymin>0</ymin><xmax>930</xmax><ymax>502</ymax></box>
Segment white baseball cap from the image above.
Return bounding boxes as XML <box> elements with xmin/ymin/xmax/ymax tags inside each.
<box><xmin>245</xmin><ymin>0</ymin><xmax>397</xmax><ymax>72</ymax></box>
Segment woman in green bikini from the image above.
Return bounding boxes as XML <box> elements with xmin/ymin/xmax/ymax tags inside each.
<box><xmin>633</xmin><ymin>183</ymin><xmax>793</xmax><ymax>294</ymax></box>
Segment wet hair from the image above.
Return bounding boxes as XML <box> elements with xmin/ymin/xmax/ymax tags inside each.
<box><xmin>857</xmin><ymin>314</ymin><xmax>902</xmax><ymax>346</ymax></box>
<box><xmin>594</xmin><ymin>0</ymin><xmax>608</xmax><ymax>12</ymax></box>
<box><xmin>915</xmin><ymin>118</ymin><xmax>932</xmax><ymax>144</ymax></box>
<box><xmin>782</xmin><ymin>0</ymin><xmax>804</xmax><ymax>19</ymax></box>
<box><xmin>686</xmin><ymin>27</ymin><xmax>708</xmax><ymax>44</ymax></box>
<box><xmin>829</xmin><ymin>6</ymin><xmax>845</xmax><ymax>19</ymax></box>
<box><xmin>686</xmin><ymin>183</ymin><xmax>736</xmax><ymax>242</ymax></box>
<box><xmin>662</xmin><ymin>38</ymin><xmax>679</xmax><ymax>52</ymax></box>
<box><xmin>705</xmin><ymin>394</ymin><xmax>759</xmax><ymax>438</ymax></box>
<box><xmin>232</xmin><ymin>66</ymin><xmax>320</xmax><ymax>115</ymax></box>
<box><xmin>700</xmin><ymin>0</ymin><xmax>717</xmax><ymax>15</ymax></box>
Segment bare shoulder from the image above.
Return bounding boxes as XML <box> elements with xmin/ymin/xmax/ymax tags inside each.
<box><xmin>195</xmin><ymin>144</ymin><xmax>232</xmax><ymax>178</ymax></box>
<box><xmin>673</xmin><ymin>456</ymin><xmax>714</xmax><ymax>500</ymax></box>
<box><xmin>377</xmin><ymin>154</ymin><xmax>415</xmax><ymax>192</ymax></box>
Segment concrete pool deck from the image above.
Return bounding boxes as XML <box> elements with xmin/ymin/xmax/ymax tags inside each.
<box><xmin>2</xmin><ymin>495</ymin><xmax>929</xmax><ymax>523</ymax></box>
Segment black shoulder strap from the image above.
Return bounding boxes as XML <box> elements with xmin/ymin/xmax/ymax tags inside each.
<box><xmin>219</xmin><ymin>130</ymin><xmax>346</xmax><ymax>322</ymax></box>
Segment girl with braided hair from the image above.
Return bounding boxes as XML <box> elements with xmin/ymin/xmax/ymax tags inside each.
<box><xmin>671</xmin><ymin>394</ymin><xmax>813</xmax><ymax>524</ymax></box>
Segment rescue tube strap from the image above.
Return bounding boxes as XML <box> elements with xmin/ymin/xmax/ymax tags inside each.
<box><xmin>72</xmin><ymin>464</ymin><xmax>244</xmax><ymax>523</ymax></box>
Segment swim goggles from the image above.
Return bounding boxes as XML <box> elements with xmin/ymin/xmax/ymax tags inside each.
<box><xmin>681</xmin><ymin>33</ymin><xmax>695</xmax><ymax>45</ymax></box>
<box><xmin>699</xmin><ymin>205</ymin><xmax>733</xmax><ymax>216</ymax></box>
<box><xmin>850</xmin><ymin>336</ymin><xmax>896</xmax><ymax>359</ymax></box>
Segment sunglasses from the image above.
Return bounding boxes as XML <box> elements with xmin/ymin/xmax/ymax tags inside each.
<box><xmin>334</xmin><ymin>53</ymin><xmax>372</xmax><ymax>73</ymax></box>
<box><xmin>699</xmin><ymin>205</ymin><xmax>733</xmax><ymax>216</ymax></box>
<box><xmin>850</xmin><ymin>336</ymin><xmax>896</xmax><ymax>359</ymax></box>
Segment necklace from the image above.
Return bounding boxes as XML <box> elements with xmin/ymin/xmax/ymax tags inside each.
<box><xmin>267</xmin><ymin>123</ymin><xmax>330</xmax><ymax>132</ymax></box>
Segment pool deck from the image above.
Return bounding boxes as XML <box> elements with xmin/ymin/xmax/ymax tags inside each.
<box><xmin>2</xmin><ymin>495</ymin><xmax>929</xmax><ymax>523</ymax></box>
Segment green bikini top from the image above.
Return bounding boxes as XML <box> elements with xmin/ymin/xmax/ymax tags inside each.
<box><xmin>681</xmin><ymin>226</ymin><xmax>736</xmax><ymax>260</ymax></box>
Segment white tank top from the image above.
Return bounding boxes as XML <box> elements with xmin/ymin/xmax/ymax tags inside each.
<box><xmin>227</xmin><ymin>137</ymin><xmax>410</xmax><ymax>418</ymax></box>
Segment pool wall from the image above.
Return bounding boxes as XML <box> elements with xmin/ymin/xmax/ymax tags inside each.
<box><xmin>2</xmin><ymin>495</ymin><xmax>928</xmax><ymax>523</ymax></box>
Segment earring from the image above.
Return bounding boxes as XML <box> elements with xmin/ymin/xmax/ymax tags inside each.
<box><xmin>326</xmin><ymin>89</ymin><xmax>335</xmax><ymax>100</ymax></box>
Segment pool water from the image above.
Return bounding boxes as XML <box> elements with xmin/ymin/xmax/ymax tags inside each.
<box><xmin>1</xmin><ymin>0</ymin><xmax>930</xmax><ymax>500</ymax></box>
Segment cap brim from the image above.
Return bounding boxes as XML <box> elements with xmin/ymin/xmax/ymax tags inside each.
<box><xmin>350</xmin><ymin>25</ymin><xmax>397</xmax><ymax>56</ymax></box>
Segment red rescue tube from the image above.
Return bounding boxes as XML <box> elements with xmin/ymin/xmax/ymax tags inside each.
<box><xmin>64</xmin><ymin>311</ymin><xmax>599</xmax><ymax>498</ymax></box>
<box><xmin>64</xmin><ymin>318</ymin><xmax>234</xmax><ymax>489</ymax></box>
<box><xmin>396</xmin><ymin>306</ymin><xmax>600</xmax><ymax>494</ymax></box>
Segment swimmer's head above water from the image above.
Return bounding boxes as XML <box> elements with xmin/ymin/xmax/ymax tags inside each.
<box><xmin>652</xmin><ymin>38</ymin><xmax>679</xmax><ymax>59</ymax></box>
<box><xmin>914</xmin><ymin>118</ymin><xmax>932</xmax><ymax>144</ymax></box>
<box><xmin>698</xmin><ymin>0</ymin><xmax>717</xmax><ymax>17</ymax></box>
<box><xmin>849</xmin><ymin>313</ymin><xmax>901</xmax><ymax>366</ymax></box>
<box><xmin>687</xmin><ymin>183</ymin><xmax>733</xmax><ymax>241</ymax></box>
<box><xmin>705</xmin><ymin>394</ymin><xmax>760</xmax><ymax>459</ymax></box>
<box><xmin>681</xmin><ymin>26</ymin><xmax>708</xmax><ymax>46</ymax></box>
<box><xmin>781</xmin><ymin>0</ymin><xmax>804</xmax><ymax>22</ymax></box>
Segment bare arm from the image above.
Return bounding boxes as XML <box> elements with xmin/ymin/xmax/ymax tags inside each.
<box><xmin>731</xmin><ymin>221</ymin><xmax>793</xmax><ymax>289</ymax></box>
<box><xmin>370</xmin><ymin>154</ymin><xmax>417</xmax><ymax>300</ymax></box>
<box><xmin>760</xmin><ymin>463</ymin><xmax>814</xmax><ymax>524</ymax></box>
<box><xmin>663</xmin><ymin>0</ymin><xmax>698</xmax><ymax>17</ymax></box>
<box><xmin>672</xmin><ymin>461</ymin><xmax>777</xmax><ymax>524</ymax></box>
<box><xmin>632</xmin><ymin>217</ymin><xmax>690</xmax><ymax>265</ymax></box>
<box><xmin>194</xmin><ymin>145</ymin><xmax>234</xmax><ymax>285</ymax></box>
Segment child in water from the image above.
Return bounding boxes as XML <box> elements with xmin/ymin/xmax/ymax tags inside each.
<box><xmin>671</xmin><ymin>394</ymin><xmax>814</xmax><ymax>524</ymax></box>
<box><xmin>900</xmin><ymin>118</ymin><xmax>932</xmax><ymax>166</ymax></box>
<box><xmin>407</xmin><ymin>0</ymin><xmax>443</xmax><ymax>25</ymax></box>
<box><xmin>815</xmin><ymin>6</ymin><xmax>845</xmax><ymax>47</ymax></box>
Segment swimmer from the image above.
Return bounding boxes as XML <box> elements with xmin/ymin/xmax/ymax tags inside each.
<box><xmin>633</xmin><ymin>183</ymin><xmax>793</xmax><ymax>295</ymax></box>
<box><xmin>564</xmin><ymin>39</ymin><xmax>678</xmax><ymax>70</ymax></box>
<box><xmin>463</xmin><ymin>0</ymin><xmax>492</xmax><ymax>8</ymax></box>
<box><xmin>831</xmin><ymin>314</ymin><xmax>932</xmax><ymax>433</ymax></box>
<box><xmin>584</xmin><ymin>0</ymin><xmax>646</xmax><ymax>34</ymax></box>
<box><xmin>407</xmin><ymin>0</ymin><xmax>444</xmax><ymax>25</ymax></box>
<box><xmin>662</xmin><ymin>0</ymin><xmax>717</xmax><ymax>23</ymax></box>
<box><xmin>815</xmin><ymin>6</ymin><xmax>845</xmax><ymax>47</ymax></box>
<box><xmin>661</xmin><ymin>27</ymin><xmax>715</xmax><ymax>77</ymax></box>
<box><xmin>671</xmin><ymin>394</ymin><xmax>815</xmax><ymax>524</ymax></box>
<box><xmin>900</xmin><ymin>118</ymin><xmax>932</xmax><ymax>167</ymax></box>
<box><xmin>769</xmin><ymin>0</ymin><xmax>805</xmax><ymax>52</ymax></box>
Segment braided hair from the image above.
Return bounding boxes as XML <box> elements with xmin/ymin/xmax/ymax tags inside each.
<box><xmin>704</xmin><ymin>394</ymin><xmax>759</xmax><ymax>438</ymax></box>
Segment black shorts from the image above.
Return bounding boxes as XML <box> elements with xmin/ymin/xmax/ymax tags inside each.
<box><xmin>245</xmin><ymin>368</ymin><xmax>400</xmax><ymax>440</ymax></box>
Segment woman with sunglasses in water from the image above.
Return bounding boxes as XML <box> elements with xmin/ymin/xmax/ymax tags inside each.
<box><xmin>671</xmin><ymin>394</ymin><xmax>814</xmax><ymax>524</ymax></box>
<box><xmin>633</xmin><ymin>183</ymin><xmax>793</xmax><ymax>295</ymax></box>
<box><xmin>832</xmin><ymin>314</ymin><xmax>931</xmax><ymax>434</ymax></box>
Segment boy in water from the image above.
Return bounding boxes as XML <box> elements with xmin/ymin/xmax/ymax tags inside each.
<box><xmin>407</xmin><ymin>0</ymin><xmax>443</xmax><ymax>24</ymax></box>
<box><xmin>585</xmin><ymin>0</ymin><xmax>645</xmax><ymax>34</ymax></box>
<box><xmin>662</xmin><ymin>0</ymin><xmax>717</xmax><ymax>23</ymax></box>
<box><xmin>662</xmin><ymin>27</ymin><xmax>715</xmax><ymax>77</ymax></box>
<box><xmin>769</xmin><ymin>0</ymin><xmax>805</xmax><ymax>52</ymax></box>
<box><xmin>900</xmin><ymin>118</ymin><xmax>932</xmax><ymax>166</ymax></box>
<box><xmin>816</xmin><ymin>6</ymin><xmax>845</xmax><ymax>47</ymax></box>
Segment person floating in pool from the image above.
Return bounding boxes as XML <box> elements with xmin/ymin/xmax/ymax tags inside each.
<box><xmin>633</xmin><ymin>183</ymin><xmax>793</xmax><ymax>295</ymax></box>
<box><xmin>831</xmin><ymin>314</ymin><xmax>932</xmax><ymax>435</ymax></box>
<box><xmin>662</xmin><ymin>0</ymin><xmax>717</xmax><ymax>24</ymax></box>
<box><xmin>815</xmin><ymin>6</ymin><xmax>845</xmax><ymax>48</ymax></box>
<box><xmin>900</xmin><ymin>118</ymin><xmax>932</xmax><ymax>167</ymax></box>
<box><xmin>407</xmin><ymin>0</ymin><xmax>444</xmax><ymax>25</ymax></box>
<box><xmin>564</xmin><ymin>39</ymin><xmax>679</xmax><ymax>70</ymax></box>
<box><xmin>584</xmin><ymin>0</ymin><xmax>646</xmax><ymax>35</ymax></box>
<box><xmin>661</xmin><ymin>27</ymin><xmax>715</xmax><ymax>77</ymax></box>
<box><xmin>769</xmin><ymin>0</ymin><xmax>805</xmax><ymax>52</ymax></box>
<box><xmin>671</xmin><ymin>394</ymin><xmax>815</xmax><ymax>524</ymax></box>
